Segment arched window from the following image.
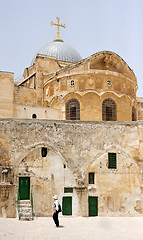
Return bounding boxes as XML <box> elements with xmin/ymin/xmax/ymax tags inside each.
<box><xmin>102</xmin><ymin>98</ymin><xmax>116</xmax><ymax>121</ymax></box>
<box><xmin>32</xmin><ymin>114</ymin><xmax>37</xmax><ymax>119</ymax></box>
<box><xmin>66</xmin><ymin>99</ymin><xmax>80</xmax><ymax>120</ymax></box>
<box><xmin>132</xmin><ymin>106</ymin><xmax>136</xmax><ymax>121</ymax></box>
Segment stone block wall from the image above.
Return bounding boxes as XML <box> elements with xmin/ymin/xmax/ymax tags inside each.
<box><xmin>0</xmin><ymin>72</ymin><xmax>14</xmax><ymax>118</ymax></box>
<box><xmin>0</xmin><ymin>119</ymin><xmax>143</xmax><ymax>217</ymax></box>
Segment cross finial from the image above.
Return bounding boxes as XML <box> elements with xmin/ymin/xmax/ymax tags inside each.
<box><xmin>51</xmin><ymin>17</ymin><xmax>66</xmax><ymax>39</ymax></box>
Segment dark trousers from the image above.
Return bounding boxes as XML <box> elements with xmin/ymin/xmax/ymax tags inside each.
<box><xmin>53</xmin><ymin>211</ymin><xmax>59</xmax><ymax>227</ymax></box>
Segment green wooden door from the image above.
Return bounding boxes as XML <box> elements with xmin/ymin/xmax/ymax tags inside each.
<box><xmin>88</xmin><ymin>196</ymin><xmax>98</xmax><ymax>216</ymax></box>
<box><xmin>19</xmin><ymin>177</ymin><xmax>30</xmax><ymax>200</ymax></box>
<box><xmin>62</xmin><ymin>197</ymin><xmax>72</xmax><ymax>215</ymax></box>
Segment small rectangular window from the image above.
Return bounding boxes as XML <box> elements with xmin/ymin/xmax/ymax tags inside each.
<box><xmin>41</xmin><ymin>147</ymin><xmax>47</xmax><ymax>157</ymax></box>
<box><xmin>108</xmin><ymin>153</ymin><xmax>117</xmax><ymax>169</ymax></box>
<box><xmin>89</xmin><ymin>172</ymin><xmax>94</xmax><ymax>184</ymax></box>
<box><xmin>64</xmin><ymin>187</ymin><xmax>73</xmax><ymax>193</ymax></box>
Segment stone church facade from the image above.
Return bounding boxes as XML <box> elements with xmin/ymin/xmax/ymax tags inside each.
<box><xmin>1</xmin><ymin>19</ymin><xmax>143</xmax><ymax>218</ymax></box>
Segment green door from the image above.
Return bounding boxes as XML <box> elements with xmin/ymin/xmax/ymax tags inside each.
<box><xmin>88</xmin><ymin>196</ymin><xmax>98</xmax><ymax>216</ymax></box>
<box><xmin>62</xmin><ymin>197</ymin><xmax>72</xmax><ymax>215</ymax></box>
<box><xmin>19</xmin><ymin>177</ymin><xmax>30</xmax><ymax>200</ymax></box>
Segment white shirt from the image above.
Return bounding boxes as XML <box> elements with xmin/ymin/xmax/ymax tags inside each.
<box><xmin>53</xmin><ymin>199</ymin><xmax>59</xmax><ymax>211</ymax></box>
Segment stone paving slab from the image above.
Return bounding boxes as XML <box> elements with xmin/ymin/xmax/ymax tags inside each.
<box><xmin>0</xmin><ymin>217</ymin><xmax>143</xmax><ymax>240</ymax></box>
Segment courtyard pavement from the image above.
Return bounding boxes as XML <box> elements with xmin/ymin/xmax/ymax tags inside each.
<box><xmin>0</xmin><ymin>216</ymin><xmax>143</xmax><ymax>240</ymax></box>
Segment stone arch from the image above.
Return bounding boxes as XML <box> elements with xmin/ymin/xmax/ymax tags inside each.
<box><xmin>49</xmin><ymin>96</ymin><xmax>62</xmax><ymax>108</ymax></box>
<box><xmin>64</xmin><ymin>92</ymin><xmax>82</xmax><ymax>103</ymax></box>
<box><xmin>13</xmin><ymin>142</ymin><xmax>66</xmax><ymax>168</ymax></box>
<box><xmin>100</xmin><ymin>91</ymin><xmax>120</xmax><ymax>101</ymax></box>
<box><xmin>83</xmin><ymin>145</ymin><xmax>141</xmax><ymax>216</ymax></box>
<box><xmin>14</xmin><ymin>142</ymin><xmax>77</xmax><ymax>216</ymax></box>
<box><xmin>83</xmin><ymin>143</ymin><xmax>140</xmax><ymax>174</ymax></box>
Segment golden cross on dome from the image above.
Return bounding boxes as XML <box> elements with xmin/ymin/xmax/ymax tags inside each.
<box><xmin>51</xmin><ymin>17</ymin><xmax>66</xmax><ymax>39</ymax></box>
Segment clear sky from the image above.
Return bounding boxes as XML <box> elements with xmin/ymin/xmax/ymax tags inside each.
<box><xmin>0</xmin><ymin>0</ymin><xmax>143</xmax><ymax>97</ymax></box>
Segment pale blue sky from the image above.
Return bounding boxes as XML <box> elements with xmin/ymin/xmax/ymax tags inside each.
<box><xmin>0</xmin><ymin>0</ymin><xmax>143</xmax><ymax>97</ymax></box>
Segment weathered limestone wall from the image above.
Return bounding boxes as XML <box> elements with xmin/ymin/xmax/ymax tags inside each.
<box><xmin>13</xmin><ymin>104</ymin><xmax>59</xmax><ymax>119</ymax></box>
<box><xmin>0</xmin><ymin>72</ymin><xmax>14</xmax><ymax>118</ymax></box>
<box><xmin>14</xmin><ymin>86</ymin><xmax>36</xmax><ymax>106</ymax></box>
<box><xmin>0</xmin><ymin>119</ymin><xmax>143</xmax><ymax>217</ymax></box>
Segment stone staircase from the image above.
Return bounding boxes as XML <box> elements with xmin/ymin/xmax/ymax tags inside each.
<box><xmin>19</xmin><ymin>200</ymin><xmax>33</xmax><ymax>221</ymax></box>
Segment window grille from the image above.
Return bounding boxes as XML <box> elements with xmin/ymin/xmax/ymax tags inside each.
<box><xmin>89</xmin><ymin>172</ymin><xmax>94</xmax><ymax>184</ymax></box>
<box><xmin>102</xmin><ymin>98</ymin><xmax>116</xmax><ymax>121</ymax></box>
<box><xmin>132</xmin><ymin>106</ymin><xmax>136</xmax><ymax>121</ymax></box>
<box><xmin>108</xmin><ymin>153</ymin><xmax>117</xmax><ymax>169</ymax></box>
<box><xmin>66</xmin><ymin>99</ymin><xmax>80</xmax><ymax>120</ymax></box>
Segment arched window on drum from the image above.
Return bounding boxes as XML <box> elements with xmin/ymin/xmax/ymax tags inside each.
<box><xmin>102</xmin><ymin>98</ymin><xmax>116</xmax><ymax>121</ymax></box>
<box><xmin>132</xmin><ymin>106</ymin><xmax>137</xmax><ymax>121</ymax></box>
<box><xmin>66</xmin><ymin>99</ymin><xmax>80</xmax><ymax>120</ymax></box>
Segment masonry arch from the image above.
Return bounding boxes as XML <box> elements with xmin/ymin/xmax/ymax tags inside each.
<box><xmin>14</xmin><ymin>143</ymin><xmax>77</xmax><ymax>217</ymax></box>
<box><xmin>13</xmin><ymin>143</ymin><xmax>65</xmax><ymax>168</ymax></box>
<box><xmin>83</xmin><ymin>145</ymin><xmax>141</xmax><ymax>216</ymax></box>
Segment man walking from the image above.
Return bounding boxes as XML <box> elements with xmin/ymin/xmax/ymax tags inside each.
<box><xmin>53</xmin><ymin>195</ymin><xmax>60</xmax><ymax>227</ymax></box>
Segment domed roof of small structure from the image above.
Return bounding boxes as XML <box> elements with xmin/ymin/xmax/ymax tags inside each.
<box><xmin>32</xmin><ymin>38</ymin><xmax>82</xmax><ymax>64</ymax></box>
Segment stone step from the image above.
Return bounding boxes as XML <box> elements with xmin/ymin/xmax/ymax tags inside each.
<box><xmin>20</xmin><ymin>206</ymin><xmax>32</xmax><ymax>209</ymax></box>
<box><xmin>18</xmin><ymin>200</ymin><xmax>34</xmax><ymax>221</ymax></box>
<box><xmin>20</xmin><ymin>210</ymin><xmax>32</xmax><ymax>214</ymax></box>
<box><xmin>20</xmin><ymin>216</ymin><xmax>33</xmax><ymax>221</ymax></box>
<box><xmin>20</xmin><ymin>208</ymin><xmax>32</xmax><ymax>213</ymax></box>
<box><xmin>20</xmin><ymin>204</ymin><xmax>31</xmax><ymax>207</ymax></box>
<box><xmin>20</xmin><ymin>200</ymin><xmax>31</xmax><ymax>205</ymax></box>
<box><xmin>19</xmin><ymin>206</ymin><xmax>32</xmax><ymax>210</ymax></box>
<box><xmin>19</xmin><ymin>212</ymin><xmax>33</xmax><ymax>220</ymax></box>
<box><xmin>20</xmin><ymin>212</ymin><xmax>32</xmax><ymax>217</ymax></box>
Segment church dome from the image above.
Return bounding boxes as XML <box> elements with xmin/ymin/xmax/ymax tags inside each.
<box><xmin>32</xmin><ymin>38</ymin><xmax>82</xmax><ymax>64</ymax></box>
